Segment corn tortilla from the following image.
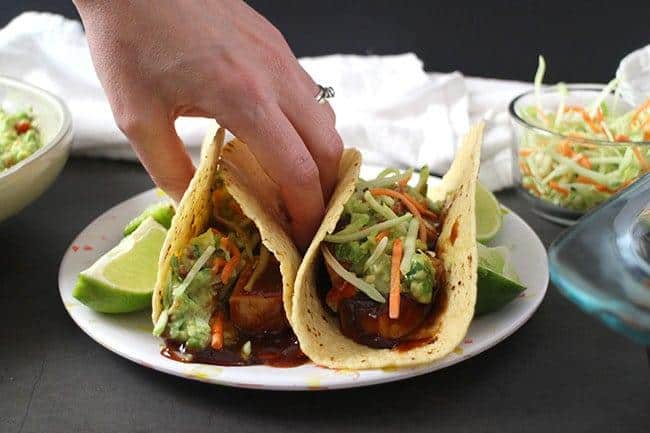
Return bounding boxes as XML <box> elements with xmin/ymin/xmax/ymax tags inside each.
<box><xmin>152</xmin><ymin>126</ymin><xmax>301</xmax><ymax>327</ymax></box>
<box><xmin>290</xmin><ymin>123</ymin><xmax>484</xmax><ymax>369</ymax></box>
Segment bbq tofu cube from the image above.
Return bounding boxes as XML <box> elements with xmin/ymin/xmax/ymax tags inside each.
<box><xmin>229</xmin><ymin>260</ymin><xmax>288</xmax><ymax>335</ymax></box>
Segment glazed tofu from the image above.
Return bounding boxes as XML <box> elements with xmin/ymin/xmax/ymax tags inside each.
<box><xmin>229</xmin><ymin>259</ymin><xmax>288</xmax><ymax>335</ymax></box>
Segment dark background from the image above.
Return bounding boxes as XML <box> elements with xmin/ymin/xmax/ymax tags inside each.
<box><xmin>1</xmin><ymin>2</ymin><xmax>648</xmax><ymax>433</ymax></box>
<box><xmin>1</xmin><ymin>0</ymin><xmax>648</xmax><ymax>83</ymax></box>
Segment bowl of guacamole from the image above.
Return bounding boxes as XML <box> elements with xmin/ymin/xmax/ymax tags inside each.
<box><xmin>0</xmin><ymin>76</ymin><xmax>73</xmax><ymax>223</ymax></box>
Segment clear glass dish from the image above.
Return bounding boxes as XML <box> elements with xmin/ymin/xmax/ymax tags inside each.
<box><xmin>548</xmin><ymin>172</ymin><xmax>650</xmax><ymax>345</ymax></box>
<box><xmin>509</xmin><ymin>85</ymin><xmax>650</xmax><ymax>225</ymax></box>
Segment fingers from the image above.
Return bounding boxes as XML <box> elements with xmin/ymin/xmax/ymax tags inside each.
<box><xmin>280</xmin><ymin>84</ymin><xmax>343</xmax><ymax>202</ymax></box>
<box><xmin>115</xmin><ymin>108</ymin><xmax>195</xmax><ymax>203</ymax></box>
<box><xmin>223</xmin><ymin>103</ymin><xmax>325</xmax><ymax>250</ymax></box>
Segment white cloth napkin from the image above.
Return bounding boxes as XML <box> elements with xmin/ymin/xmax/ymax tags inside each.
<box><xmin>617</xmin><ymin>44</ymin><xmax>650</xmax><ymax>107</ymax></box>
<box><xmin>0</xmin><ymin>12</ymin><xmax>530</xmax><ymax>190</ymax></box>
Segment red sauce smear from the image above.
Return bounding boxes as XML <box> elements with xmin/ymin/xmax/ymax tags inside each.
<box><xmin>392</xmin><ymin>286</ymin><xmax>448</xmax><ymax>351</ymax></box>
<box><xmin>395</xmin><ymin>337</ymin><xmax>434</xmax><ymax>352</ymax></box>
<box><xmin>161</xmin><ymin>331</ymin><xmax>307</xmax><ymax>368</ymax></box>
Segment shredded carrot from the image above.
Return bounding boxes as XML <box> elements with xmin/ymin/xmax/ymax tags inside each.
<box><xmin>600</xmin><ymin>121</ymin><xmax>614</xmax><ymax>141</ymax></box>
<box><xmin>403</xmin><ymin>192</ymin><xmax>438</xmax><ymax>220</ymax></box>
<box><xmin>369</xmin><ymin>188</ymin><xmax>427</xmax><ymax>242</ymax></box>
<box><xmin>593</xmin><ymin>107</ymin><xmax>604</xmax><ymax>123</ymax></box>
<box><xmin>576</xmin><ymin>176</ymin><xmax>613</xmax><ymax>193</ymax></box>
<box><xmin>391</xmin><ymin>188</ymin><xmax>436</xmax><ymax>219</ymax></box>
<box><xmin>519</xmin><ymin>148</ymin><xmax>534</xmax><ymax>157</ymax></box>
<box><xmin>524</xmin><ymin>184</ymin><xmax>541</xmax><ymax>197</ymax></box>
<box><xmin>630</xmin><ymin>98</ymin><xmax>650</xmax><ymax>126</ymax></box>
<box><xmin>557</xmin><ymin>140</ymin><xmax>575</xmax><ymax>157</ymax></box>
<box><xmin>519</xmin><ymin>161</ymin><xmax>532</xmax><ymax>176</ymax></box>
<box><xmin>632</xmin><ymin>147</ymin><xmax>650</xmax><ymax>172</ymax></box>
<box><xmin>220</xmin><ymin>237</ymin><xmax>241</xmax><ymax>284</ymax></box>
<box><xmin>564</xmin><ymin>106</ymin><xmax>601</xmax><ymax>133</ymax></box>
<box><xmin>640</xmin><ymin>118</ymin><xmax>650</xmax><ymax>140</ymax></box>
<box><xmin>575</xmin><ymin>154</ymin><xmax>592</xmax><ymax>169</ymax></box>
<box><xmin>210</xmin><ymin>310</ymin><xmax>224</xmax><ymax>350</ymax></box>
<box><xmin>211</xmin><ymin>257</ymin><xmax>226</xmax><ymax>275</ymax></box>
<box><xmin>555</xmin><ymin>141</ymin><xmax>592</xmax><ymax>169</ymax></box>
<box><xmin>375</xmin><ymin>231</ymin><xmax>389</xmax><ymax>242</ymax></box>
<box><xmin>549</xmin><ymin>181</ymin><xmax>570</xmax><ymax>196</ymax></box>
<box><xmin>615</xmin><ymin>134</ymin><xmax>630</xmax><ymax>142</ymax></box>
<box><xmin>415</xmin><ymin>204</ymin><xmax>439</xmax><ymax>222</ymax></box>
<box><xmin>389</xmin><ymin>239</ymin><xmax>403</xmax><ymax>319</ymax></box>
<box><xmin>398</xmin><ymin>172</ymin><xmax>412</xmax><ymax>188</ymax></box>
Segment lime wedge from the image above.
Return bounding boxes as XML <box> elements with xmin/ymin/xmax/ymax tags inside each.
<box><xmin>123</xmin><ymin>202</ymin><xmax>174</xmax><ymax>236</ymax></box>
<box><xmin>475</xmin><ymin>243</ymin><xmax>526</xmax><ymax>315</ymax></box>
<box><xmin>73</xmin><ymin>217</ymin><xmax>166</xmax><ymax>313</ymax></box>
<box><xmin>475</xmin><ymin>182</ymin><xmax>502</xmax><ymax>243</ymax></box>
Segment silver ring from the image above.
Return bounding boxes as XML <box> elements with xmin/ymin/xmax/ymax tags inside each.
<box><xmin>315</xmin><ymin>84</ymin><xmax>335</xmax><ymax>104</ymax></box>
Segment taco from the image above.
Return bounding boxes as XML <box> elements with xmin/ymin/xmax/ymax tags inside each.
<box><xmin>291</xmin><ymin>123</ymin><xmax>484</xmax><ymax>369</ymax></box>
<box><xmin>152</xmin><ymin>126</ymin><xmax>306</xmax><ymax>367</ymax></box>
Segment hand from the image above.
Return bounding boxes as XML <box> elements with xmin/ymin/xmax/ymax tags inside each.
<box><xmin>73</xmin><ymin>0</ymin><xmax>343</xmax><ymax>249</ymax></box>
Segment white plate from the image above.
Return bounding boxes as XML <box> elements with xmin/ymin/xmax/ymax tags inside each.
<box><xmin>59</xmin><ymin>169</ymin><xmax>548</xmax><ymax>390</ymax></box>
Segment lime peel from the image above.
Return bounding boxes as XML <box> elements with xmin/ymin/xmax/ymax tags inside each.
<box><xmin>475</xmin><ymin>243</ymin><xmax>526</xmax><ymax>315</ymax></box>
<box><xmin>73</xmin><ymin>217</ymin><xmax>166</xmax><ymax>313</ymax></box>
<box><xmin>475</xmin><ymin>182</ymin><xmax>503</xmax><ymax>243</ymax></box>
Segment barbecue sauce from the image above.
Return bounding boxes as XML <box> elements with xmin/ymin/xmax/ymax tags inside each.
<box><xmin>162</xmin><ymin>258</ymin><xmax>307</xmax><ymax>368</ymax></box>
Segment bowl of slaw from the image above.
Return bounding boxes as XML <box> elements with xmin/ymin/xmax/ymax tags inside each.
<box><xmin>509</xmin><ymin>83</ymin><xmax>650</xmax><ymax>225</ymax></box>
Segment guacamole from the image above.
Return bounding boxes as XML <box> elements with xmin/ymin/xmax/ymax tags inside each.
<box><xmin>158</xmin><ymin>226</ymin><xmax>248</xmax><ymax>350</ymax></box>
<box><xmin>154</xmin><ymin>174</ymin><xmax>265</xmax><ymax>351</ymax></box>
<box><xmin>0</xmin><ymin>108</ymin><xmax>42</xmax><ymax>173</ymax></box>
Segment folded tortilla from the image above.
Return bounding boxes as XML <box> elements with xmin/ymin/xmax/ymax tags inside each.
<box><xmin>290</xmin><ymin>123</ymin><xmax>484</xmax><ymax>369</ymax></box>
<box><xmin>152</xmin><ymin>125</ymin><xmax>301</xmax><ymax>326</ymax></box>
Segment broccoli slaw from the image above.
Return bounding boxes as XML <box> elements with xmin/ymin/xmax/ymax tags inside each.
<box><xmin>323</xmin><ymin>166</ymin><xmax>444</xmax><ymax>310</ymax></box>
<box><xmin>515</xmin><ymin>56</ymin><xmax>650</xmax><ymax>211</ymax></box>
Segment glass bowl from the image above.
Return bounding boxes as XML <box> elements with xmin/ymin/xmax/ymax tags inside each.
<box><xmin>549</xmin><ymin>172</ymin><xmax>650</xmax><ymax>344</ymax></box>
<box><xmin>509</xmin><ymin>85</ymin><xmax>650</xmax><ymax>225</ymax></box>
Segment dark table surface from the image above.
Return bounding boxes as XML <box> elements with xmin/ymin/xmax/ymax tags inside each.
<box><xmin>0</xmin><ymin>157</ymin><xmax>648</xmax><ymax>433</ymax></box>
